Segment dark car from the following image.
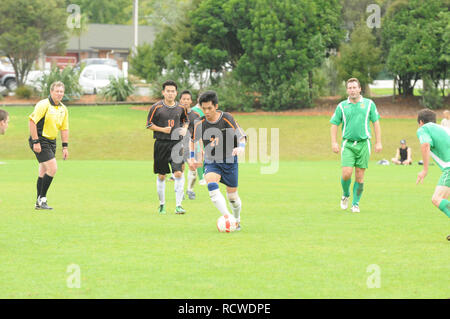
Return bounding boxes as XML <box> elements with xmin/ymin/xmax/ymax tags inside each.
<box><xmin>0</xmin><ymin>57</ymin><xmax>17</xmax><ymax>91</ymax></box>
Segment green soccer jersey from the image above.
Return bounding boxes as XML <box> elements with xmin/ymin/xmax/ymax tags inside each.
<box><xmin>330</xmin><ymin>96</ymin><xmax>380</xmax><ymax>141</ymax></box>
<box><xmin>417</xmin><ymin>123</ymin><xmax>450</xmax><ymax>171</ymax></box>
<box><xmin>191</xmin><ymin>105</ymin><xmax>204</xmax><ymax>117</ymax></box>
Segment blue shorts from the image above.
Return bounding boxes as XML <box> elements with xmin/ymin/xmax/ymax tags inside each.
<box><xmin>204</xmin><ymin>160</ymin><xmax>239</xmax><ymax>187</ymax></box>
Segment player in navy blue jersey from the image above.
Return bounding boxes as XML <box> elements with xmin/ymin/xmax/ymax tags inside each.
<box><xmin>190</xmin><ymin>91</ymin><xmax>247</xmax><ymax>230</ymax></box>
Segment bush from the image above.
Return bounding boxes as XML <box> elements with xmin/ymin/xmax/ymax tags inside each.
<box><xmin>39</xmin><ymin>66</ymin><xmax>82</xmax><ymax>101</ymax></box>
<box><xmin>420</xmin><ymin>76</ymin><xmax>443</xmax><ymax>109</ymax></box>
<box><xmin>15</xmin><ymin>85</ymin><xmax>33</xmax><ymax>99</ymax></box>
<box><xmin>258</xmin><ymin>77</ymin><xmax>312</xmax><ymax>111</ymax></box>
<box><xmin>101</xmin><ymin>77</ymin><xmax>134</xmax><ymax>102</ymax></box>
<box><xmin>206</xmin><ymin>73</ymin><xmax>255</xmax><ymax>112</ymax></box>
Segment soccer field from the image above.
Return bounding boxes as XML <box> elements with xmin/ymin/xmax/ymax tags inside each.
<box><xmin>0</xmin><ymin>159</ymin><xmax>448</xmax><ymax>298</ymax></box>
<box><xmin>0</xmin><ymin>105</ymin><xmax>448</xmax><ymax>298</ymax></box>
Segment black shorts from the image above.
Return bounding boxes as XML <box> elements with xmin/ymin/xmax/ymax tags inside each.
<box><xmin>29</xmin><ymin>136</ymin><xmax>56</xmax><ymax>163</ymax></box>
<box><xmin>153</xmin><ymin>139</ymin><xmax>184</xmax><ymax>175</ymax></box>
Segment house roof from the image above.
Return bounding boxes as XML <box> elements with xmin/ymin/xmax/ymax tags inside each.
<box><xmin>67</xmin><ymin>23</ymin><xmax>156</xmax><ymax>52</ymax></box>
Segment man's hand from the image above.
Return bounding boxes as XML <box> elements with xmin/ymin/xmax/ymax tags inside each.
<box><xmin>232</xmin><ymin>146</ymin><xmax>245</xmax><ymax>157</ymax></box>
<box><xmin>33</xmin><ymin>143</ymin><xmax>41</xmax><ymax>153</ymax></box>
<box><xmin>416</xmin><ymin>170</ymin><xmax>427</xmax><ymax>184</ymax></box>
<box><xmin>62</xmin><ymin>147</ymin><xmax>69</xmax><ymax>160</ymax></box>
<box><xmin>375</xmin><ymin>142</ymin><xmax>382</xmax><ymax>153</ymax></box>
<box><xmin>162</xmin><ymin>126</ymin><xmax>172</xmax><ymax>134</ymax></box>
<box><xmin>331</xmin><ymin>142</ymin><xmax>340</xmax><ymax>153</ymax></box>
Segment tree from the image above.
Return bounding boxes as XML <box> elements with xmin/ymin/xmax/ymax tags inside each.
<box><xmin>0</xmin><ymin>0</ymin><xmax>68</xmax><ymax>87</ymax></box>
<box><xmin>67</xmin><ymin>0</ymin><xmax>131</xmax><ymax>25</ymax></box>
<box><xmin>336</xmin><ymin>21</ymin><xmax>383</xmax><ymax>94</ymax></box>
<box><xmin>382</xmin><ymin>0</ymin><xmax>449</xmax><ymax>96</ymax></box>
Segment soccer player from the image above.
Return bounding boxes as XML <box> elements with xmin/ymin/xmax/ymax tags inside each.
<box><xmin>179</xmin><ymin>90</ymin><xmax>201</xmax><ymax>200</ymax></box>
<box><xmin>416</xmin><ymin>109</ymin><xmax>450</xmax><ymax>225</ymax></box>
<box><xmin>0</xmin><ymin>109</ymin><xmax>9</xmax><ymax>135</ymax></box>
<box><xmin>191</xmin><ymin>98</ymin><xmax>206</xmax><ymax>185</ymax></box>
<box><xmin>29</xmin><ymin>81</ymin><xmax>69</xmax><ymax>210</ymax></box>
<box><xmin>146</xmin><ymin>80</ymin><xmax>189</xmax><ymax>214</ymax></box>
<box><xmin>330</xmin><ymin>78</ymin><xmax>382</xmax><ymax>213</ymax></box>
<box><xmin>189</xmin><ymin>90</ymin><xmax>247</xmax><ymax>230</ymax></box>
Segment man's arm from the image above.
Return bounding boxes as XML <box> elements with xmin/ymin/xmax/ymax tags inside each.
<box><xmin>147</xmin><ymin>124</ymin><xmax>171</xmax><ymax>134</ymax></box>
<box><xmin>373</xmin><ymin>120</ymin><xmax>382</xmax><ymax>152</ymax></box>
<box><xmin>61</xmin><ymin>129</ymin><xmax>69</xmax><ymax>160</ymax></box>
<box><xmin>29</xmin><ymin>119</ymin><xmax>41</xmax><ymax>153</ymax></box>
<box><xmin>417</xmin><ymin>143</ymin><xmax>430</xmax><ymax>184</ymax></box>
<box><xmin>330</xmin><ymin>124</ymin><xmax>340</xmax><ymax>153</ymax></box>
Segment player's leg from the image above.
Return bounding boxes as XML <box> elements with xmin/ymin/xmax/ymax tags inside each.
<box><xmin>38</xmin><ymin>158</ymin><xmax>57</xmax><ymax>210</ymax></box>
<box><xmin>431</xmin><ymin>170</ymin><xmax>450</xmax><ymax>217</ymax></box>
<box><xmin>205</xmin><ymin>167</ymin><xmax>232</xmax><ymax>218</ymax></box>
<box><xmin>154</xmin><ymin>140</ymin><xmax>171</xmax><ymax>214</ymax></box>
<box><xmin>226</xmin><ymin>187</ymin><xmax>241</xmax><ymax>230</ymax></box>
<box><xmin>351</xmin><ymin>140</ymin><xmax>370</xmax><ymax>212</ymax></box>
<box><xmin>340</xmin><ymin>141</ymin><xmax>355</xmax><ymax>210</ymax></box>
<box><xmin>173</xmin><ymin>169</ymin><xmax>186</xmax><ymax>214</ymax></box>
<box><xmin>391</xmin><ymin>158</ymin><xmax>401</xmax><ymax>165</ymax></box>
<box><xmin>186</xmin><ymin>165</ymin><xmax>197</xmax><ymax>200</ymax></box>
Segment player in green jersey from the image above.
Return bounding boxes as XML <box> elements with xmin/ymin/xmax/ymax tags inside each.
<box><xmin>330</xmin><ymin>78</ymin><xmax>382</xmax><ymax>213</ymax></box>
<box><xmin>416</xmin><ymin>109</ymin><xmax>450</xmax><ymax>227</ymax></box>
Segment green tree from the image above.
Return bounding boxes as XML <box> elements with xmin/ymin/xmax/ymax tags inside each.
<box><xmin>336</xmin><ymin>21</ymin><xmax>383</xmax><ymax>94</ymax></box>
<box><xmin>382</xmin><ymin>0</ymin><xmax>449</xmax><ymax>96</ymax></box>
<box><xmin>0</xmin><ymin>0</ymin><xmax>68</xmax><ymax>87</ymax></box>
<box><xmin>68</xmin><ymin>0</ymin><xmax>131</xmax><ymax>25</ymax></box>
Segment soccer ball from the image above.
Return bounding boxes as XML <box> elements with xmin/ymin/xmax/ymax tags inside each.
<box><xmin>216</xmin><ymin>214</ymin><xmax>237</xmax><ymax>233</ymax></box>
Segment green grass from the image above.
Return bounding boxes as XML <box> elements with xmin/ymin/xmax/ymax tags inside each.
<box><xmin>0</xmin><ymin>160</ymin><xmax>448</xmax><ymax>298</ymax></box>
<box><xmin>370</xmin><ymin>88</ymin><xmax>450</xmax><ymax>97</ymax></box>
<box><xmin>0</xmin><ymin>105</ymin><xmax>448</xmax><ymax>298</ymax></box>
<box><xmin>0</xmin><ymin>105</ymin><xmax>433</xmax><ymax>162</ymax></box>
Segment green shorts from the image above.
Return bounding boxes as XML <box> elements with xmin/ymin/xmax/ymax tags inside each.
<box><xmin>341</xmin><ymin>139</ymin><xmax>371</xmax><ymax>168</ymax></box>
<box><xmin>437</xmin><ymin>169</ymin><xmax>450</xmax><ymax>187</ymax></box>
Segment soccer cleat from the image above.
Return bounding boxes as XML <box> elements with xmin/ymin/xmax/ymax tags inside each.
<box><xmin>158</xmin><ymin>204</ymin><xmax>166</xmax><ymax>215</ymax></box>
<box><xmin>340</xmin><ymin>196</ymin><xmax>350</xmax><ymax>210</ymax></box>
<box><xmin>235</xmin><ymin>222</ymin><xmax>241</xmax><ymax>231</ymax></box>
<box><xmin>187</xmin><ymin>190</ymin><xmax>196</xmax><ymax>200</ymax></box>
<box><xmin>351</xmin><ymin>205</ymin><xmax>360</xmax><ymax>213</ymax></box>
<box><xmin>175</xmin><ymin>206</ymin><xmax>186</xmax><ymax>214</ymax></box>
<box><xmin>447</xmin><ymin>235</ymin><xmax>450</xmax><ymax>241</ymax></box>
<box><xmin>35</xmin><ymin>196</ymin><xmax>41</xmax><ymax>210</ymax></box>
<box><xmin>169</xmin><ymin>175</ymin><xmax>175</xmax><ymax>181</ymax></box>
<box><xmin>38</xmin><ymin>197</ymin><xmax>53</xmax><ymax>210</ymax></box>
<box><xmin>198</xmin><ymin>179</ymin><xmax>206</xmax><ymax>186</ymax></box>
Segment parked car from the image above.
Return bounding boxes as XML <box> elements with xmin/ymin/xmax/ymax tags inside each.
<box><xmin>25</xmin><ymin>70</ymin><xmax>51</xmax><ymax>92</ymax></box>
<box><xmin>0</xmin><ymin>57</ymin><xmax>17</xmax><ymax>91</ymax></box>
<box><xmin>74</xmin><ymin>58</ymin><xmax>119</xmax><ymax>72</ymax></box>
<box><xmin>79</xmin><ymin>64</ymin><xmax>124</xmax><ymax>94</ymax></box>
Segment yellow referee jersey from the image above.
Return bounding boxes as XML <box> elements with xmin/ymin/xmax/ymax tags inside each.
<box><xmin>29</xmin><ymin>97</ymin><xmax>69</xmax><ymax>140</ymax></box>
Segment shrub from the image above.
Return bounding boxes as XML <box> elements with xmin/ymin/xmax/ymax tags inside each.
<box><xmin>101</xmin><ymin>77</ymin><xmax>134</xmax><ymax>102</ymax></box>
<box><xmin>420</xmin><ymin>76</ymin><xmax>443</xmax><ymax>109</ymax></box>
<box><xmin>39</xmin><ymin>66</ymin><xmax>82</xmax><ymax>101</ymax></box>
<box><xmin>15</xmin><ymin>85</ymin><xmax>33</xmax><ymax>99</ymax></box>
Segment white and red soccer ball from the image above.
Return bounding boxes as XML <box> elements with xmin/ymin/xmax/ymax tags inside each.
<box><xmin>216</xmin><ymin>214</ymin><xmax>237</xmax><ymax>233</ymax></box>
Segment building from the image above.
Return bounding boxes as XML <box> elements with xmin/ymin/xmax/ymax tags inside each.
<box><xmin>46</xmin><ymin>23</ymin><xmax>156</xmax><ymax>70</ymax></box>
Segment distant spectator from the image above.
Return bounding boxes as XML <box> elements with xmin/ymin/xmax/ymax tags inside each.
<box><xmin>441</xmin><ymin>110</ymin><xmax>450</xmax><ymax>128</ymax></box>
<box><xmin>392</xmin><ymin>139</ymin><xmax>412</xmax><ymax>165</ymax></box>
<box><xmin>0</xmin><ymin>109</ymin><xmax>9</xmax><ymax>135</ymax></box>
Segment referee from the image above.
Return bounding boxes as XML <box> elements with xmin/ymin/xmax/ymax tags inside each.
<box><xmin>29</xmin><ymin>81</ymin><xmax>69</xmax><ymax>210</ymax></box>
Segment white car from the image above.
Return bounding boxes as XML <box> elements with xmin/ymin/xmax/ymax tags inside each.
<box><xmin>79</xmin><ymin>65</ymin><xmax>123</xmax><ymax>94</ymax></box>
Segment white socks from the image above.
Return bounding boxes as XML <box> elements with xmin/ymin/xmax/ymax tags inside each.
<box><xmin>209</xmin><ymin>189</ymin><xmax>231</xmax><ymax>217</ymax></box>
<box><xmin>174</xmin><ymin>175</ymin><xmax>185</xmax><ymax>206</ymax></box>
<box><xmin>226</xmin><ymin>192</ymin><xmax>241</xmax><ymax>222</ymax></box>
<box><xmin>156</xmin><ymin>178</ymin><xmax>165</xmax><ymax>205</ymax></box>
<box><xmin>187</xmin><ymin>170</ymin><xmax>197</xmax><ymax>192</ymax></box>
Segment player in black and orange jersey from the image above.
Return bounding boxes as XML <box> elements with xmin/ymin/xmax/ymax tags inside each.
<box><xmin>146</xmin><ymin>80</ymin><xmax>189</xmax><ymax>215</ymax></box>
<box><xmin>189</xmin><ymin>90</ymin><xmax>247</xmax><ymax>230</ymax></box>
<box><xmin>28</xmin><ymin>81</ymin><xmax>69</xmax><ymax>210</ymax></box>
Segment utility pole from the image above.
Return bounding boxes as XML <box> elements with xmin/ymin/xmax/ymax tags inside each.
<box><xmin>133</xmin><ymin>0</ymin><xmax>139</xmax><ymax>56</ymax></box>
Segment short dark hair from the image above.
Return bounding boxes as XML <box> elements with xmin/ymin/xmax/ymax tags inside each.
<box><xmin>417</xmin><ymin>108</ymin><xmax>436</xmax><ymax>124</ymax></box>
<box><xmin>162</xmin><ymin>80</ymin><xmax>177</xmax><ymax>91</ymax></box>
<box><xmin>0</xmin><ymin>109</ymin><xmax>8</xmax><ymax>122</ymax></box>
<box><xmin>199</xmin><ymin>90</ymin><xmax>218</xmax><ymax>106</ymax></box>
<box><xmin>180</xmin><ymin>90</ymin><xmax>192</xmax><ymax>99</ymax></box>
